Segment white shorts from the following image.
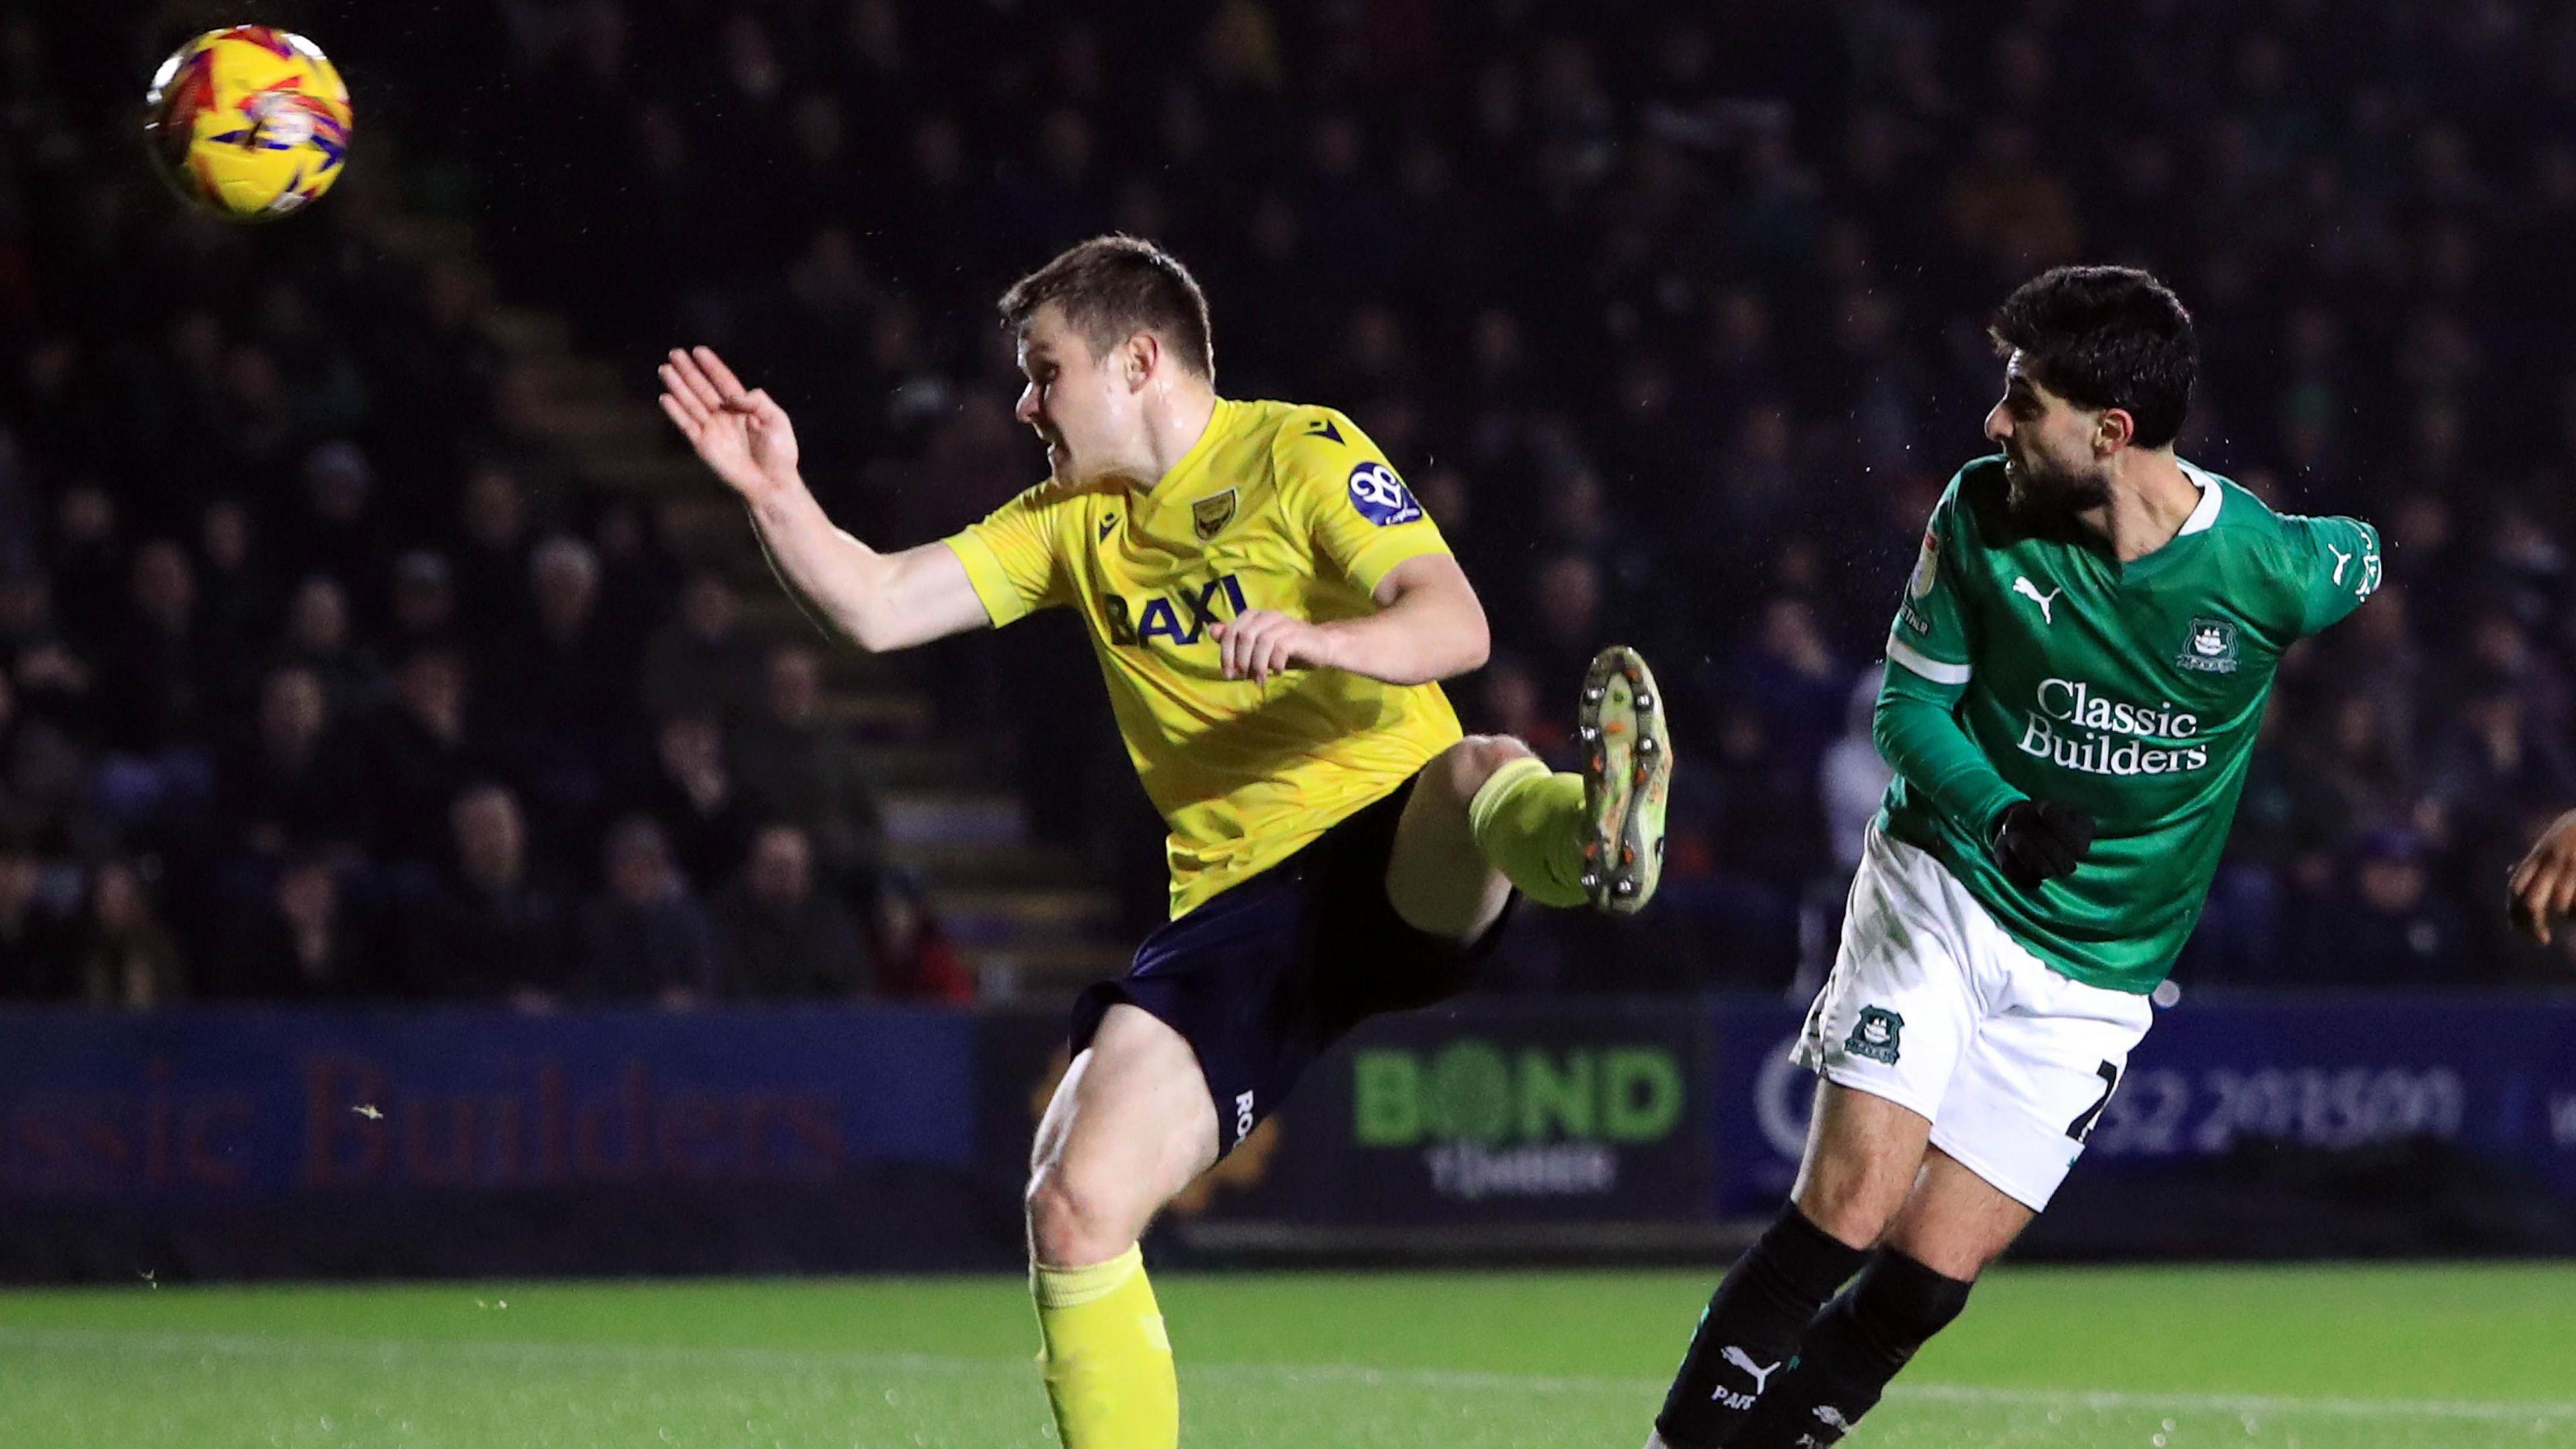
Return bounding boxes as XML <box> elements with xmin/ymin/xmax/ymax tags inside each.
<box><xmin>1794</xmin><ymin>825</ymin><xmax>2155</xmax><ymax>1211</ymax></box>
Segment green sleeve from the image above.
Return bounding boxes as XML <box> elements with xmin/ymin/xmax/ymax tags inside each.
<box><xmin>1874</xmin><ymin>661</ymin><xmax>2023</xmax><ymax>841</ymax></box>
<box><xmin>2287</xmin><ymin>514</ymin><xmax>2382</xmax><ymax>637</ymax></box>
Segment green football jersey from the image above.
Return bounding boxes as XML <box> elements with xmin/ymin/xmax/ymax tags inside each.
<box><xmin>1878</xmin><ymin>455</ymin><xmax>2380</xmax><ymax>993</ymax></box>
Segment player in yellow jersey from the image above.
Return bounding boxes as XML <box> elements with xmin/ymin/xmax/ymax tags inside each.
<box><xmin>657</xmin><ymin>234</ymin><xmax>1672</xmax><ymax>1449</ymax></box>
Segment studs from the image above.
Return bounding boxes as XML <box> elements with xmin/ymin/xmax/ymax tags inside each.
<box><xmin>1578</xmin><ymin>724</ymin><xmax>1600</xmax><ymax>743</ymax></box>
<box><xmin>1633</xmin><ymin>691</ymin><xmax>1654</xmax><ymax>712</ymax></box>
<box><xmin>1580</xmin><ymin>870</ymin><xmax>1601</xmax><ymax>891</ymax></box>
<box><xmin>1637</xmin><ymin>735</ymin><xmax>1659</xmax><ymax>755</ymax></box>
<box><xmin>1583</xmin><ymin>685</ymin><xmax>1605</xmax><ymax>704</ymax></box>
<box><xmin>1613</xmin><ymin>878</ymin><xmax>1638</xmax><ymax>898</ymax></box>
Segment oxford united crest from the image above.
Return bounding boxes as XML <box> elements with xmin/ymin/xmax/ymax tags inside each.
<box><xmin>1192</xmin><ymin>488</ymin><xmax>1238</xmax><ymax>541</ymax></box>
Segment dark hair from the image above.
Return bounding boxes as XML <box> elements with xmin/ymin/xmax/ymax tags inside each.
<box><xmin>1988</xmin><ymin>266</ymin><xmax>2197</xmax><ymax>449</ymax></box>
<box><xmin>998</xmin><ymin>234</ymin><xmax>1214</xmax><ymax>380</ymax></box>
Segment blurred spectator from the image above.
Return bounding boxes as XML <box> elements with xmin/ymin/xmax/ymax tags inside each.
<box><xmin>734</xmin><ymin>642</ymin><xmax>883</xmax><ymax>887</ymax></box>
<box><xmin>871</xmin><ymin>869</ymin><xmax>975</xmax><ymax>1004</ymax></box>
<box><xmin>2422</xmin><ymin>678</ymin><xmax>2576</xmax><ymax>858</ymax></box>
<box><xmin>355</xmin><ymin>645</ymin><xmax>504</xmax><ymax>866</ymax></box>
<box><xmin>213</xmin><ymin>665</ymin><xmax>361</xmax><ymax>864</ymax></box>
<box><xmin>2296</xmin><ymin>829</ymin><xmax>2472</xmax><ymax>987</ymax></box>
<box><xmin>210</xmin><ymin>858</ymin><xmax>380</xmax><ymax>1000</ymax></box>
<box><xmin>451</xmin><ymin>463</ymin><xmax>533</xmax><ymax>643</ymax></box>
<box><xmin>48</xmin><ymin>485</ymin><xmax>123</xmax><ymax>649</ymax></box>
<box><xmin>587</xmin><ymin>497</ymin><xmax>680</xmax><ymax>665</ymax></box>
<box><xmin>196</xmin><ymin>498</ymin><xmax>280</xmax><ymax>650</ymax></box>
<box><xmin>74</xmin><ymin>859</ymin><xmax>184</xmax><ymax>1009</ymax></box>
<box><xmin>580</xmin><ymin>814</ymin><xmax>724</xmax><ymax>1005</ymax></box>
<box><xmin>1520</xmin><ymin>554</ymin><xmax>1609</xmax><ymax>696</ymax></box>
<box><xmin>286</xmin><ymin>442</ymin><xmax>394</xmax><ymax>628</ymax></box>
<box><xmin>387</xmin><ymin>549</ymin><xmax>459</xmax><ymax>653</ymax></box>
<box><xmin>494</xmin><ymin>535</ymin><xmax>637</xmax><ymax>857</ymax></box>
<box><xmin>2287</xmin><ymin>692</ymin><xmax>2419</xmax><ymax>849</ymax></box>
<box><xmin>0</xmin><ymin>834</ymin><xmax>75</xmax><ymax>998</ymax></box>
<box><xmin>0</xmin><ymin>570</ymin><xmax>95</xmax><ymax>731</ymax></box>
<box><xmin>1666</xmin><ymin>703</ymin><xmax>1817</xmax><ymax>984</ymax></box>
<box><xmin>0</xmin><ymin>666</ymin><xmax>88</xmax><ymax>851</ymax></box>
<box><xmin>274</xmin><ymin>576</ymin><xmax>383</xmax><ymax>714</ymax></box>
<box><xmin>402</xmin><ymin>782</ymin><xmax>573</xmax><ymax>1006</ymax></box>
<box><xmin>1469</xmin><ymin>652</ymin><xmax>1567</xmax><ymax>761</ymax></box>
<box><xmin>718</xmin><ymin>822</ymin><xmax>870</xmax><ymax>999</ymax></box>
<box><xmin>641</xmin><ymin>571</ymin><xmax>766</xmax><ymax>725</ymax></box>
<box><xmin>97</xmin><ymin>539</ymin><xmax>231</xmax><ymax>754</ymax></box>
<box><xmin>1817</xmin><ymin>672</ymin><xmax>1895</xmax><ymax>877</ymax></box>
<box><xmin>1735</xmin><ymin>596</ymin><xmax>1849</xmax><ymax>771</ymax></box>
<box><xmin>92</xmin><ymin>540</ymin><xmax>227</xmax><ymax>833</ymax></box>
<box><xmin>629</xmin><ymin>710</ymin><xmax>759</xmax><ymax>893</ymax></box>
<box><xmin>1800</xmin><ymin>670</ymin><xmax>1896</xmax><ymax>992</ymax></box>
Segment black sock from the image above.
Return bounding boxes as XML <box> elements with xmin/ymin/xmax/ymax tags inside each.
<box><xmin>1727</xmin><ymin>1249</ymin><xmax>1975</xmax><ymax>1448</ymax></box>
<box><xmin>1652</xmin><ymin>1206</ymin><xmax>1870</xmax><ymax>1449</ymax></box>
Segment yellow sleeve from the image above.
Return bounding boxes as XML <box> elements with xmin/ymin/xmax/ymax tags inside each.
<box><xmin>943</xmin><ymin>483</ymin><xmax>1073</xmax><ymax>628</ymax></box>
<box><xmin>1277</xmin><ymin>407</ymin><xmax>1451</xmax><ymax>594</ymax></box>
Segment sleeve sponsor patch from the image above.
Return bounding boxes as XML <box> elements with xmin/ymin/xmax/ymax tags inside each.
<box><xmin>1347</xmin><ymin>461</ymin><xmax>1424</xmax><ymax>527</ymax></box>
<box><xmin>1906</xmin><ymin>529</ymin><xmax>1939</xmax><ymax>599</ymax></box>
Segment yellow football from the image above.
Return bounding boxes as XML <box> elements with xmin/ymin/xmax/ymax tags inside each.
<box><xmin>142</xmin><ymin>26</ymin><xmax>353</xmax><ymax>221</ymax></box>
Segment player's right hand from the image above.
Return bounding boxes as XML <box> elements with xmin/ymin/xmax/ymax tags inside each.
<box><xmin>658</xmin><ymin>346</ymin><xmax>800</xmax><ymax>501</ymax></box>
<box><xmin>1990</xmin><ymin>798</ymin><xmax>2095</xmax><ymax>891</ymax></box>
<box><xmin>2508</xmin><ymin>808</ymin><xmax>2576</xmax><ymax>947</ymax></box>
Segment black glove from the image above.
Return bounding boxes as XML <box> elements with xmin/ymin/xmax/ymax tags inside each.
<box><xmin>1989</xmin><ymin>799</ymin><xmax>2095</xmax><ymax>890</ymax></box>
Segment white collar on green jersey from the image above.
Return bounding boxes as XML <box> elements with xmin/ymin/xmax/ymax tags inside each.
<box><xmin>2174</xmin><ymin>460</ymin><xmax>2225</xmax><ymax>537</ymax></box>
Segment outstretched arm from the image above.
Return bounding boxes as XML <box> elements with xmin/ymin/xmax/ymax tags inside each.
<box><xmin>1210</xmin><ymin>553</ymin><xmax>1490</xmax><ymax>688</ymax></box>
<box><xmin>2509</xmin><ymin>809</ymin><xmax>2576</xmax><ymax>947</ymax></box>
<box><xmin>658</xmin><ymin>347</ymin><xmax>989</xmax><ymax>653</ymax></box>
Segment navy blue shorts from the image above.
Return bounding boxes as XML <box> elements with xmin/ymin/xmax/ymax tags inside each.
<box><xmin>1070</xmin><ymin>773</ymin><xmax>1512</xmax><ymax>1156</ymax></box>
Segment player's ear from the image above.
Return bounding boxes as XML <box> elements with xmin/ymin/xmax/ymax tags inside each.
<box><xmin>2096</xmin><ymin>407</ymin><xmax>2135</xmax><ymax>454</ymax></box>
<box><xmin>1121</xmin><ymin>331</ymin><xmax>1158</xmax><ymax>390</ymax></box>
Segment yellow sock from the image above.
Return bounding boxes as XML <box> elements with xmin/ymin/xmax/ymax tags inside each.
<box><xmin>1032</xmin><ymin>1244</ymin><xmax>1178</xmax><ymax>1449</ymax></box>
<box><xmin>1468</xmin><ymin>756</ymin><xmax>1591</xmax><ymax>908</ymax></box>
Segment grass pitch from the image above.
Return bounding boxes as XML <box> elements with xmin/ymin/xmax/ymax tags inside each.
<box><xmin>1</xmin><ymin>1263</ymin><xmax>2570</xmax><ymax>1447</ymax></box>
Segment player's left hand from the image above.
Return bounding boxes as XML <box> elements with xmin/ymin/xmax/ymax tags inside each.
<box><xmin>1990</xmin><ymin>798</ymin><xmax>2095</xmax><ymax>891</ymax></box>
<box><xmin>2508</xmin><ymin>808</ymin><xmax>2576</xmax><ymax>947</ymax></box>
<box><xmin>1210</xmin><ymin>610</ymin><xmax>1337</xmax><ymax>686</ymax></box>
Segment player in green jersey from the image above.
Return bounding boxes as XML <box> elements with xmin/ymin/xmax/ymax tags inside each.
<box><xmin>1644</xmin><ymin>266</ymin><xmax>2381</xmax><ymax>1449</ymax></box>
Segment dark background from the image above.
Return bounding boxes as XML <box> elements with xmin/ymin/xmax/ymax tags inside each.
<box><xmin>1</xmin><ymin>0</ymin><xmax>2573</xmax><ymax>1016</ymax></box>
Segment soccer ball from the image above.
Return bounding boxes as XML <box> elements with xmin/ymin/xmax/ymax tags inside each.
<box><xmin>142</xmin><ymin>26</ymin><xmax>352</xmax><ymax>221</ymax></box>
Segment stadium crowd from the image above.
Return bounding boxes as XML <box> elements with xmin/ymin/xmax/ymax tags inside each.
<box><xmin>0</xmin><ymin>0</ymin><xmax>2571</xmax><ymax>1002</ymax></box>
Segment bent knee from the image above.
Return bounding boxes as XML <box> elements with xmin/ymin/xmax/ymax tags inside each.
<box><xmin>1881</xmin><ymin>1216</ymin><xmax>2010</xmax><ymax>1281</ymax></box>
<box><xmin>1792</xmin><ymin>1164</ymin><xmax>1907</xmax><ymax>1250</ymax></box>
<box><xmin>1437</xmin><ymin>735</ymin><xmax>1537</xmax><ymax>802</ymax></box>
<box><xmin>1892</xmin><ymin>1237</ymin><xmax>1998</xmax><ymax>1282</ymax></box>
<box><xmin>1795</xmin><ymin>1194</ymin><xmax>1892</xmax><ymax>1253</ymax></box>
<box><xmin>1026</xmin><ymin>1161</ymin><xmax>1147</xmax><ymax>1267</ymax></box>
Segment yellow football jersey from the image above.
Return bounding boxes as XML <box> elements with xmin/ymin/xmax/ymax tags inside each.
<box><xmin>945</xmin><ymin>397</ymin><xmax>1464</xmax><ymax>918</ymax></box>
